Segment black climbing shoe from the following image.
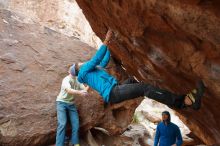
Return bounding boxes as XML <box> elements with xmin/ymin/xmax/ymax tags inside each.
<box><xmin>187</xmin><ymin>80</ymin><xmax>205</xmax><ymax>110</ymax></box>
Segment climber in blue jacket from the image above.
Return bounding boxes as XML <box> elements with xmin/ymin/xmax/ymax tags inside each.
<box><xmin>70</xmin><ymin>30</ymin><xmax>205</xmax><ymax>110</ymax></box>
<box><xmin>154</xmin><ymin>111</ymin><xmax>183</xmax><ymax>146</ymax></box>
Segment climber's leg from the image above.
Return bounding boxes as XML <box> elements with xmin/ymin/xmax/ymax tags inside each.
<box><xmin>109</xmin><ymin>83</ymin><xmax>145</xmax><ymax>103</ymax></box>
<box><xmin>109</xmin><ymin>81</ymin><xmax>205</xmax><ymax>110</ymax></box>
<box><xmin>144</xmin><ymin>85</ymin><xmax>186</xmax><ymax>109</ymax></box>
<box><xmin>145</xmin><ymin>80</ymin><xmax>205</xmax><ymax>109</ymax></box>
<box><xmin>109</xmin><ymin>83</ymin><xmax>184</xmax><ymax>108</ymax></box>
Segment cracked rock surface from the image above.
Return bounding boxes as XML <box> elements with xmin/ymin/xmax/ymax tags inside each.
<box><xmin>0</xmin><ymin>9</ymin><xmax>141</xmax><ymax>146</ymax></box>
<box><xmin>76</xmin><ymin>0</ymin><xmax>220</xmax><ymax>145</ymax></box>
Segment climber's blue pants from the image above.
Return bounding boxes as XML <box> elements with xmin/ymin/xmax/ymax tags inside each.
<box><xmin>56</xmin><ymin>101</ymin><xmax>79</xmax><ymax>146</ymax></box>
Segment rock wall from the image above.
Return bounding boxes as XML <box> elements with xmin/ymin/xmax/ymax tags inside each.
<box><xmin>0</xmin><ymin>9</ymin><xmax>141</xmax><ymax>146</ymax></box>
<box><xmin>75</xmin><ymin>0</ymin><xmax>220</xmax><ymax>145</ymax></box>
<box><xmin>0</xmin><ymin>0</ymin><xmax>101</xmax><ymax>48</ymax></box>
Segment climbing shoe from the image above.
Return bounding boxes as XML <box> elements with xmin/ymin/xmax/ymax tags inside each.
<box><xmin>187</xmin><ymin>80</ymin><xmax>205</xmax><ymax>110</ymax></box>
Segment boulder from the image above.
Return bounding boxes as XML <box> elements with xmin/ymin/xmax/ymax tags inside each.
<box><xmin>75</xmin><ymin>0</ymin><xmax>220</xmax><ymax>145</ymax></box>
<box><xmin>0</xmin><ymin>9</ymin><xmax>141</xmax><ymax>146</ymax></box>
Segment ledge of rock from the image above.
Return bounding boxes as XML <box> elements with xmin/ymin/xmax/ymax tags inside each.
<box><xmin>0</xmin><ymin>9</ymin><xmax>141</xmax><ymax>146</ymax></box>
<box><xmin>76</xmin><ymin>0</ymin><xmax>220</xmax><ymax>145</ymax></box>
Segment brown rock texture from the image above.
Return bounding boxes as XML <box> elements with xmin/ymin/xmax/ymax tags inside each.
<box><xmin>0</xmin><ymin>9</ymin><xmax>141</xmax><ymax>146</ymax></box>
<box><xmin>89</xmin><ymin>124</ymin><xmax>151</xmax><ymax>146</ymax></box>
<box><xmin>0</xmin><ymin>0</ymin><xmax>101</xmax><ymax>48</ymax></box>
<box><xmin>75</xmin><ymin>0</ymin><xmax>220</xmax><ymax>145</ymax></box>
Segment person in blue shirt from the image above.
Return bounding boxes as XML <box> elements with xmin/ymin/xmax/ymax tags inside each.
<box><xmin>154</xmin><ymin>111</ymin><xmax>183</xmax><ymax>146</ymax></box>
<box><xmin>70</xmin><ymin>30</ymin><xmax>205</xmax><ymax>110</ymax></box>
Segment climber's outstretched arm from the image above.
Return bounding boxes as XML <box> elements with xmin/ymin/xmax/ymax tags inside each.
<box><xmin>80</xmin><ymin>30</ymin><xmax>113</xmax><ymax>72</ymax></box>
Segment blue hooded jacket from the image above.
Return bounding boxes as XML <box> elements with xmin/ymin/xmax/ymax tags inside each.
<box><xmin>77</xmin><ymin>44</ymin><xmax>118</xmax><ymax>103</ymax></box>
<box><xmin>154</xmin><ymin>112</ymin><xmax>183</xmax><ymax>146</ymax></box>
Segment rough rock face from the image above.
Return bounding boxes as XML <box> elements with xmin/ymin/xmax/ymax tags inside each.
<box><xmin>0</xmin><ymin>0</ymin><xmax>101</xmax><ymax>48</ymax></box>
<box><xmin>75</xmin><ymin>0</ymin><xmax>220</xmax><ymax>145</ymax></box>
<box><xmin>0</xmin><ymin>9</ymin><xmax>141</xmax><ymax>146</ymax></box>
<box><xmin>88</xmin><ymin>124</ymin><xmax>151</xmax><ymax>146</ymax></box>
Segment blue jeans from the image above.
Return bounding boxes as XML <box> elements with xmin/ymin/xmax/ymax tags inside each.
<box><xmin>56</xmin><ymin>101</ymin><xmax>79</xmax><ymax>146</ymax></box>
